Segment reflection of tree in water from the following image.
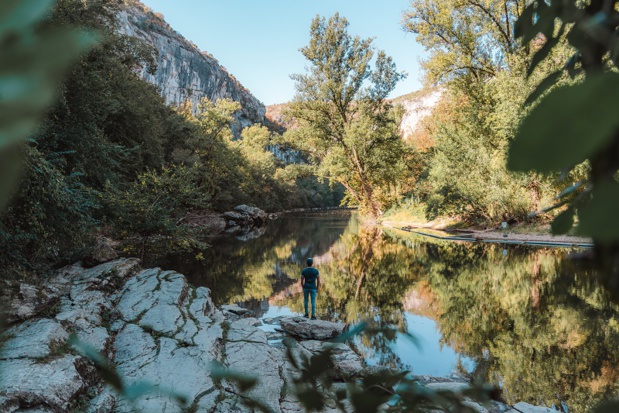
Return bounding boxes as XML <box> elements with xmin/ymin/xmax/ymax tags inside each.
<box><xmin>147</xmin><ymin>213</ymin><xmax>619</xmax><ymax>411</ymax></box>
<box><xmin>273</xmin><ymin>216</ymin><xmax>423</xmax><ymax>369</ymax></box>
<box><xmin>143</xmin><ymin>211</ymin><xmax>352</xmax><ymax>305</ymax></box>
<box><xmin>390</xmin><ymin>230</ymin><xmax>619</xmax><ymax>413</ymax></box>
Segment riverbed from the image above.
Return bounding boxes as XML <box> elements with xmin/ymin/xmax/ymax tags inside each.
<box><xmin>144</xmin><ymin>211</ymin><xmax>619</xmax><ymax>412</ymax></box>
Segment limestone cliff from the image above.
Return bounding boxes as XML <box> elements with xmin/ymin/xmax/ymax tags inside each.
<box><xmin>117</xmin><ymin>2</ymin><xmax>266</xmax><ymax>136</ymax></box>
<box><xmin>391</xmin><ymin>87</ymin><xmax>442</xmax><ymax>148</ymax></box>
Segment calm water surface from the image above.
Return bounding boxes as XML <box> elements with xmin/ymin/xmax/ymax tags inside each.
<box><xmin>145</xmin><ymin>211</ymin><xmax>619</xmax><ymax>412</ymax></box>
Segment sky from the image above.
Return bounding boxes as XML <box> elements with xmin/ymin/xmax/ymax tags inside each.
<box><xmin>139</xmin><ymin>0</ymin><xmax>428</xmax><ymax>106</ymax></box>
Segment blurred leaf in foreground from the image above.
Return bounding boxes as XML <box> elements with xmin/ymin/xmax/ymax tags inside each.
<box><xmin>578</xmin><ymin>182</ymin><xmax>619</xmax><ymax>243</ymax></box>
<box><xmin>508</xmin><ymin>73</ymin><xmax>619</xmax><ymax>174</ymax></box>
<box><xmin>0</xmin><ymin>0</ymin><xmax>96</xmax><ymax>208</ymax></box>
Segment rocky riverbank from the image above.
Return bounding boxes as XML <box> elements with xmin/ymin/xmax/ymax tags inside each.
<box><xmin>0</xmin><ymin>260</ymin><xmax>554</xmax><ymax>412</ymax></box>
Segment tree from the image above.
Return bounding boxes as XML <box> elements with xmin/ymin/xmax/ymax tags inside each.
<box><xmin>507</xmin><ymin>0</ymin><xmax>619</xmax><ymax>297</ymax></box>
<box><xmin>402</xmin><ymin>0</ymin><xmax>526</xmax><ymax>86</ymax></box>
<box><xmin>285</xmin><ymin>14</ymin><xmax>406</xmax><ymax>218</ymax></box>
<box><xmin>401</xmin><ymin>0</ymin><xmax>573</xmax><ymax>224</ymax></box>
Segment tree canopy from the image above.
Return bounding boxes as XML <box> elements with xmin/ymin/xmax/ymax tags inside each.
<box><xmin>285</xmin><ymin>14</ymin><xmax>407</xmax><ymax>218</ymax></box>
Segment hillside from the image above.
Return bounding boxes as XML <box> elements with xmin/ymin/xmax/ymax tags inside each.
<box><xmin>118</xmin><ymin>1</ymin><xmax>266</xmax><ymax>136</ymax></box>
<box><xmin>392</xmin><ymin>88</ymin><xmax>442</xmax><ymax>146</ymax></box>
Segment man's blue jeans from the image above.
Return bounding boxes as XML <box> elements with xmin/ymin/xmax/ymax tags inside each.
<box><xmin>303</xmin><ymin>288</ymin><xmax>317</xmax><ymax>317</ymax></box>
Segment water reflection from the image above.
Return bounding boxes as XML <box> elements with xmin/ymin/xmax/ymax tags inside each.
<box><xmin>144</xmin><ymin>211</ymin><xmax>350</xmax><ymax>309</ymax></box>
<box><xmin>389</xmin><ymin>230</ymin><xmax>619</xmax><ymax>412</ymax></box>
<box><xmin>146</xmin><ymin>212</ymin><xmax>619</xmax><ymax>413</ymax></box>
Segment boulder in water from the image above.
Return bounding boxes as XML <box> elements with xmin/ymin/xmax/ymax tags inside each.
<box><xmin>234</xmin><ymin>204</ymin><xmax>268</xmax><ymax>225</ymax></box>
<box><xmin>279</xmin><ymin>316</ymin><xmax>347</xmax><ymax>340</ymax></box>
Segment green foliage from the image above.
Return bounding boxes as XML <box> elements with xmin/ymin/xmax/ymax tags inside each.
<box><xmin>0</xmin><ymin>0</ymin><xmax>95</xmax><ymax>209</ymax></box>
<box><xmin>1</xmin><ymin>145</ymin><xmax>96</xmax><ymax>269</ymax></box>
<box><xmin>0</xmin><ymin>0</ymin><xmax>96</xmax><ymax>149</ymax></box>
<box><xmin>0</xmin><ymin>0</ymin><xmax>176</xmax><ymax>271</ymax></box>
<box><xmin>509</xmin><ymin>73</ymin><xmax>619</xmax><ymax>173</ymax></box>
<box><xmin>103</xmin><ymin>164</ymin><xmax>209</xmax><ymax>255</ymax></box>
<box><xmin>400</xmin><ymin>0</ymin><xmax>575</xmax><ymax>226</ymax></box>
<box><xmin>286</xmin><ymin>14</ymin><xmax>407</xmax><ymax>218</ymax></box>
<box><xmin>0</xmin><ymin>0</ymin><xmax>345</xmax><ymax>272</ymax></box>
<box><xmin>386</xmin><ymin>229</ymin><xmax>619</xmax><ymax>412</ymax></box>
<box><xmin>403</xmin><ymin>0</ymin><xmax>520</xmax><ymax>85</ymax></box>
<box><xmin>507</xmin><ymin>0</ymin><xmax>619</xmax><ymax>291</ymax></box>
<box><xmin>577</xmin><ymin>182</ymin><xmax>619</xmax><ymax>242</ymax></box>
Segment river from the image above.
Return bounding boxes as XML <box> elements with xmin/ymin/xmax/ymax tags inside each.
<box><xmin>145</xmin><ymin>211</ymin><xmax>619</xmax><ymax>412</ymax></box>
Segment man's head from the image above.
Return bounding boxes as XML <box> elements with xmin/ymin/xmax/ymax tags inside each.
<box><xmin>306</xmin><ymin>257</ymin><xmax>313</xmax><ymax>267</ymax></box>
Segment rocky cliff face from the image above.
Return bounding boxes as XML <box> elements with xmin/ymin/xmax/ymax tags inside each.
<box><xmin>392</xmin><ymin>88</ymin><xmax>443</xmax><ymax>145</ymax></box>
<box><xmin>117</xmin><ymin>3</ymin><xmax>266</xmax><ymax>136</ymax></box>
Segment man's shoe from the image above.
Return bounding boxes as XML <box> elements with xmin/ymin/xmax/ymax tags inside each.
<box><xmin>303</xmin><ymin>313</ymin><xmax>309</xmax><ymax>318</ymax></box>
<box><xmin>311</xmin><ymin>316</ymin><xmax>317</xmax><ymax>320</ymax></box>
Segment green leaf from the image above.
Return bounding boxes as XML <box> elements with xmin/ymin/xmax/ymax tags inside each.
<box><xmin>527</xmin><ymin>200</ymin><xmax>568</xmax><ymax>218</ymax></box>
<box><xmin>123</xmin><ymin>382</ymin><xmax>156</xmax><ymax>400</ymax></box>
<box><xmin>508</xmin><ymin>73</ymin><xmax>619</xmax><ymax>173</ymax></box>
<box><xmin>210</xmin><ymin>361</ymin><xmax>259</xmax><ymax>392</ymax></box>
<box><xmin>333</xmin><ymin>321</ymin><xmax>367</xmax><ymax>343</ymax></box>
<box><xmin>594</xmin><ymin>401</ymin><xmax>619</xmax><ymax>413</ymax></box>
<box><xmin>124</xmin><ymin>383</ymin><xmax>189</xmax><ymax>405</ymax></box>
<box><xmin>551</xmin><ymin>207</ymin><xmax>575</xmax><ymax>235</ymax></box>
<box><xmin>537</xmin><ymin>1</ymin><xmax>559</xmax><ymax>39</ymax></box>
<box><xmin>0</xmin><ymin>0</ymin><xmax>54</xmax><ymax>33</ymax></box>
<box><xmin>554</xmin><ymin>181</ymin><xmax>585</xmax><ymax>200</ymax></box>
<box><xmin>611</xmin><ymin>33</ymin><xmax>619</xmax><ymax>68</ymax></box>
<box><xmin>564</xmin><ymin>52</ymin><xmax>582</xmax><ymax>79</ymax></box>
<box><xmin>0</xmin><ymin>30</ymin><xmax>97</xmax><ymax>150</ymax></box>
<box><xmin>567</xmin><ymin>25</ymin><xmax>587</xmax><ymax>51</ymax></box>
<box><xmin>514</xmin><ymin>4</ymin><xmax>536</xmax><ymax>41</ymax></box>
<box><xmin>577</xmin><ymin>182</ymin><xmax>619</xmax><ymax>242</ymax></box>
<box><xmin>524</xmin><ymin>70</ymin><xmax>562</xmax><ymax>106</ymax></box>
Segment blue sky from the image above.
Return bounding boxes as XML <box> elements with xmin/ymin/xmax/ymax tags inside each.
<box><xmin>139</xmin><ymin>0</ymin><xmax>427</xmax><ymax>106</ymax></box>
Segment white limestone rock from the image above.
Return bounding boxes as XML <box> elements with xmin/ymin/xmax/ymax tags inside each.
<box><xmin>298</xmin><ymin>340</ymin><xmax>364</xmax><ymax>379</ymax></box>
<box><xmin>113</xmin><ymin>323</ymin><xmax>158</xmax><ymax>377</ymax></box>
<box><xmin>227</xmin><ymin>318</ymin><xmax>268</xmax><ymax>345</ymax></box>
<box><xmin>506</xmin><ymin>402</ymin><xmax>555</xmax><ymax>413</ymax></box>
<box><xmin>0</xmin><ymin>355</ymin><xmax>96</xmax><ymax>410</ymax></box>
<box><xmin>115</xmin><ymin>268</ymin><xmax>161</xmax><ymax>321</ymax></box>
<box><xmin>75</xmin><ymin>325</ymin><xmax>111</xmax><ymax>355</ymax></box>
<box><xmin>0</xmin><ymin>282</ymin><xmax>60</xmax><ymax>324</ymax></box>
<box><xmin>221</xmin><ymin>303</ymin><xmax>250</xmax><ymax>314</ymax></box>
<box><xmin>225</xmin><ymin>320</ymin><xmax>283</xmax><ymax>413</ymax></box>
<box><xmin>425</xmin><ymin>381</ymin><xmax>471</xmax><ymax>393</ymax></box>
<box><xmin>114</xmin><ymin>336</ymin><xmax>218</xmax><ymax>413</ymax></box>
<box><xmin>116</xmin><ymin>6</ymin><xmax>266</xmax><ymax>138</ymax></box>
<box><xmin>280</xmin><ymin>317</ymin><xmax>347</xmax><ymax>340</ymax></box>
<box><xmin>139</xmin><ymin>303</ymin><xmax>184</xmax><ymax>336</ymax></box>
<box><xmin>86</xmin><ymin>388</ymin><xmax>117</xmax><ymax>413</ymax></box>
<box><xmin>0</xmin><ymin>319</ymin><xmax>68</xmax><ymax>360</ymax></box>
<box><xmin>0</xmin><ymin>395</ymin><xmax>19</xmax><ymax>412</ymax></box>
<box><xmin>234</xmin><ymin>204</ymin><xmax>268</xmax><ymax>224</ymax></box>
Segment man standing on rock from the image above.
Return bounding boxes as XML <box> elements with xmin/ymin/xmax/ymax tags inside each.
<box><xmin>301</xmin><ymin>257</ymin><xmax>320</xmax><ymax>320</ymax></box>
